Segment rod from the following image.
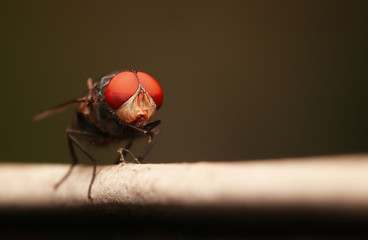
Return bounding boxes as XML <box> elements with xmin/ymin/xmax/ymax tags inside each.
<box><xmin>0</xmin><ymin>154</ymin><xmax>368</xmax><ymax>211</ymax></box>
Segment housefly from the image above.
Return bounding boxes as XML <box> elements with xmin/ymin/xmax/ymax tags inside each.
<box><xmin>34</xmin><ymin>70</ymin><xmax>163</xmax><ymax>200</ymax></box>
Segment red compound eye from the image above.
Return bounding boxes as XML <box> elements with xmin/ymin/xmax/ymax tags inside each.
<box><xmin>137</xmin><ymin>72</ymin><xmax>163</xmax><ymax>109</ymax></box>
<box><xmin>105</xmin><ymin>71</ymin><xmax>139</xmax><ymax>109</ymax></box>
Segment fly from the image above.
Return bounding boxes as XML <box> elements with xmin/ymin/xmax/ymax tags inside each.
<box><xmin>34</xmin><ymin>70</ymin><xmax>163</xmax><ymax>200</ymax></box>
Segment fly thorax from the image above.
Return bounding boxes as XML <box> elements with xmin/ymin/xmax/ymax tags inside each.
<box><xmin>78</xmin><ymin>101</ymin><xmax>91</xmax><ymax>116</ymax></box>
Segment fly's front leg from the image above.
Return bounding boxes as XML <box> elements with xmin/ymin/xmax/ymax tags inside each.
<box><xmin>125</xmin><ymin>120</ymin><xmax>161</xmax><ymax>162</ymax></box>
<box><xmin>114</xmin><ymin>138</ymin><xmax>135</xmax><ymax>164</ymax></box>
<box><xmin>138</xmin><ymin>128</ymin><xmax>160</xmax><ymax>162</ymax></box>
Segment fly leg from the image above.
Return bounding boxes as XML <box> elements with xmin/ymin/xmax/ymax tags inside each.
<box><xmin>138</xmin><ymin>128</ymin><xmax>160</xmax><ymax>161</ymax></box>
<box><xmin>125</xmin><ymin>120</ymin><xmax>161</xmax><ymax>162</ymax></box>
<box><xmin>67</xmin><ymin>132</ymin><xmax>97</xmax><ymax>200</ymax></box>
<box><xmin>55</xmin><ymin>128</ymin><xmax>107</xmax><ymax>200</ymax></box>
<box><xmin>54</xmin><ymin>133</ymin><xmax>79</xmax><ymax>189</ymax></box>
<box><xmin>114</xmin><ymin>138</ymin><xmax>135</xmax><ymax>164</ymax></box>
<box><xmin>139</xmin><ymin>121</ymin><xmax>161</xmax><ymax>161</ymax></box>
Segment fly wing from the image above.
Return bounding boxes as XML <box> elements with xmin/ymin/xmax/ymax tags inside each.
<box><xmin>33</xmin><ymin>97</ymin><xmax>87</xmax><ymax>121</ymax></box>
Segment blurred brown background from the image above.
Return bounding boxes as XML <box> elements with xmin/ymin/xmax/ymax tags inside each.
<box><xmin>1</xmin><ymin>0</ymin><xmax>367</xmax><ymax>164</ymax></box>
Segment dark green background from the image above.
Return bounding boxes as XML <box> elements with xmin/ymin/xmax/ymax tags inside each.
<box><xmin>1</xmin><ymin>0</ymin><xmax>367</xmax><ymax>164</ymax></box>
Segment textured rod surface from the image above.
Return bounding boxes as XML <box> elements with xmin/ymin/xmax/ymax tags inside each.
<box><xmin>0</xmin><ymin>154</ymin><xmax>368</xmax><ymax>210</ymax></box>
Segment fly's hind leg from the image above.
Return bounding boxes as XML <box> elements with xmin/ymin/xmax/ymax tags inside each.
<box><xmin>55</xmin><ymin>128</ymin><xmax>106</xmax><ymax>200</ymax></box>
<box><xmin>54</xmin><ymin>132</ymin><xmax>79</xmax><ymax>189</ymax></box>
